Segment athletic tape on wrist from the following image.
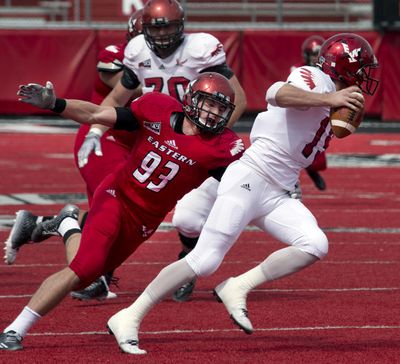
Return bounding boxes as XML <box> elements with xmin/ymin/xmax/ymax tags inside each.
<box><xmin>51</xmin><ymin>98</ymin><xmax>67</xmax><ymax>113</ymax></box>
<box><xmin>88</xmin><ymin>127</ymin><xmax>105</xmax><ymax>137</ymax></box>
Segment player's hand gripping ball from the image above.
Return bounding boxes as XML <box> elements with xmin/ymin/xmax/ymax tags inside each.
<box><xmin>330</xmin><ymin>105</ymin><xmax>364</xmax><ymax>138</ymax></box>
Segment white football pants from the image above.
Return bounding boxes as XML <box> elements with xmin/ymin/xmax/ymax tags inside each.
<box><xmin>186</xmin><ymin>160</ymin><xmax>329</xmax><ymax>277</ymax></box>
<box><xmin>172</xmin><ymin>176</ymin><xmax>219</xmax><ymax>238</ymax></box>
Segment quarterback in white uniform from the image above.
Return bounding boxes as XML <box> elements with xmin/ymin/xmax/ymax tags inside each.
<box><xmin>246</xmin><ymin>65</ymin><xmax>335</xmax><ymax>192</ymax></box>
<box><xmin>104</xmin><ymin>33</ymin><xmax>379</xmax><ymax>354</ymax></box>
<box><xmin>77</xmin><ymin>0</ymin><xmax>247</xmax><ymax>302</ymax></box>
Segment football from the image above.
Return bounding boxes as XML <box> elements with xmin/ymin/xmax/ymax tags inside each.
<box><xmin>330</xmin><ymin>106</ymin><xmax>364</xmax><ymax>138</ymax></box>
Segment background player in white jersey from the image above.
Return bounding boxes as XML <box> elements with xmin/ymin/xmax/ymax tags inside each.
<box><xmin>102</xmin><ymin>33</ymin><xmax>379</xmax><ymax>354</ymax></box>
<box><xmin>78</xmin><ymin>0</ymin><xmax>247</xmax><ymax>302</ymax></box>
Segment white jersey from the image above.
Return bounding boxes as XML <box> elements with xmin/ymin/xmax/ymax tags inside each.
<box><xmin>123</xmin><ymin>33</ymin><xmax>226</xmax><ymax>102</ymax></box>
<box><xmin>242</xmin><ymin>66</ymin><xmax>336</xmax><ymax>191</ymax></box>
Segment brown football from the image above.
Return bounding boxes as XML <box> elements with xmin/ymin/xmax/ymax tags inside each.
<box><xmin>330</xmin><ymin>106</ymin><xmax>364</xmax><ymax>138</ymax></box>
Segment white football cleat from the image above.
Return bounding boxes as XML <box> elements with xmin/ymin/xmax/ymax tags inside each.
<box><xmin>107</xmin><ymin>309</ymin><xmax>147</xmax><ymax>355</ymax></box>
<box><xmin>213</xmin><ymin>277</ymin><xmax>254</xmax><ymax>334</ymax></box>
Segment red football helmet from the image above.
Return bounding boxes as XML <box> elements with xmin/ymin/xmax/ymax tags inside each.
<box><xmin>126</xmin><ymin>9</ymin><xmax>143</xmax><ymax>41</ymax></box>
<box><xmin>183</xmin><ymin>72</ymin><xmax>235</xmax><ymax>134</ymax></box>
<box><xmin>142</xmin><ymin>0</ymin><xmax>184</xmax><ymax>57</ymax></box>
<box><xmin>318</xmin><ymin>33</ymin><xmax>379</xmax><ymax>95</ymax></box>
<box><xmin>302</xmin><ymin>35</ymin><xmax>325</xmax><ymax>66</ymax></box>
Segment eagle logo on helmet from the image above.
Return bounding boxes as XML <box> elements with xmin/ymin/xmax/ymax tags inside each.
<box><xmin>317</xmin><ymin>33</ymin><xmax>379</xmax><ymax>95</ymax></box>
<box><xmin>342</xmin><ymin>43</ymin><xmax>361</xmax><ymax>63</ymax></box>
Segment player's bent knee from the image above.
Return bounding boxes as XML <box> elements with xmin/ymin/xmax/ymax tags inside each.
<box><xmin>186</xmin><ymin>247</ymin><xmax>225</xmax><ymax>277</ymax></box>
<box><xmin>69</xmin><ymin>259</ymin><xmax>105</xmax><ymax>289</ymax></box>
<box><xmin>172</xmin><ymin>208</ymin><xmax>204</xmax><ymax>237</ymax></box>
<box><xmin>298</xmin><ymin>229</ymin><xmax>329</xmax><ymax>259</ymax></box>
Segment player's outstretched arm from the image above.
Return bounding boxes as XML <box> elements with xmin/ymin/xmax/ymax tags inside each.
<box><xmin>268</xmin><ymin>83</ymin><xmax>363</xmax><ymax>110</ymax></box>
<box><xmin>76</xmin><ymin>79</ymin><xmax>139</xmax><ymax>167</ymax></box>
<box><xmin>17</xmin><ymin>81</ymin><xmax>117</xmax><ymax>127</ymax></box>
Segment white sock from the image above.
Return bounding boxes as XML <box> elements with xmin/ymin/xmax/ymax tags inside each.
<box><xmin>260</xmin><ymin>246</ymin><xmax>318</xmax><ymax>281</ymax></box>
<box><xmin>235</xmin><ymin>265</ymin><xmax>267</xmax><ymax>292</ymax></box>
<box><xmin>125</xmin><ymin>259</ymin><xmax>197</xmax><ymax>325</ymax></box>
<box><xmin>58</xmin><ymin>217</ymin><xmax>80</xmax><ymax>237</ymax></box>
<box><xmin>235</xmin><ymin>247</ymin><xmax>318</xmax><ymax>292</ymax></box>
<box><xmin>124</xmin><ymin>291</ymin><xmax>156</xmax><ymax>327</ymax></box>
<box><xmin>4</xmin><ymin>306</ymin><xmax>41</xmax><ymax>337</ymax></box>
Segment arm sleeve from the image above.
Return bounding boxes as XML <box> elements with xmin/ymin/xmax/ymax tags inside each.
<box><xmin>120</xmin><ymin>67</ymin><xmax>141</xmax><ymax>90</ymax></box>
<box><xmin>200</xmin><ymin>63</ymin><xmax>234</xmax><ymax>80</ymax></box>
<box><xmin>266</xmin><ymin>81</ymin><xmax>286</xmax><ymax>106</ymax></box>
<box><xmin>114</xmin><ymin>107</ymin><xmax>140</xmax><ymax>131</ymax></box>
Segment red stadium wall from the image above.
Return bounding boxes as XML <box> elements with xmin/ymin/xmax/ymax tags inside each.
<box><xmin>1</xmin><ymin>29</ymin><xmax>399</xmax><ymax>120</ymax></box>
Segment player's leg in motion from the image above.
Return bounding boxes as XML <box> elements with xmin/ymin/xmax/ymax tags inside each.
<box><xmin>0</xmin><ymin>204</ymin><xmax>81</xmax><ymax>350</ymax></box>
<box><xmin>69</xmin><ymin>127</ymin><xmax>130</xmax><ymax>301</ymax></box>
<box><xmin>3</xmin><ymin>207</ymin><xmax>87</xmax><ymax>265</ymax></box>
<box><xmin>171</xmin><ymin>177</ymin><xmax>219</xmax><ymax>302</ymax></box>
<box><xmin>214</xmin><ymin>196</ymin><xmax>328</xmax><ymax>334</ymax></box>
<box><xmin>107</xmin><ymin>161</ymin><xmax>255</xmax><ymax>354</ymax></box>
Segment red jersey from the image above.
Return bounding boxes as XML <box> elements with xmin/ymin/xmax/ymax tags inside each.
<box><xmin>113</xmin><ymin>92</ymin><xmax>245</xmax><ymax>224</ymax></box>
<box><xmin>91</xmin><ymin>43</ymin><xmax>126</xmax><ymax>104</ymax></box>
<box><xmin>90</xmin><ymin>43</ymin><xmax>137</xmax><ymax>148</ymax></box>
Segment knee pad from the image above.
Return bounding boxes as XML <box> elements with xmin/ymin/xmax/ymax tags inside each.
<box><xmin>186</xmin><ymin>247</ymin><xmax>224</xmax><ymax>277</ymax></box>
<box><xmin>172</xmin><ymin>207</ymin><xmax>204</xmax><ymax>237</ymax></box>
<box><xmin>296</xmin><ymin>228</ymin><xmax>329</xmax><ymax>259</ymax></box>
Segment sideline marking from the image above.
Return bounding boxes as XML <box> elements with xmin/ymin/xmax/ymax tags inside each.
<box><xmin>1</xmin><ymin>216</ymin><xmax>400</xmax><ymax>234</ymax></box>
<box><xmin>2</xmin><ymin>287</ymin><xmax>400</xmax><ymax>300</ymax></box>
<box><xmin>327</xmin><ymin>153</ymin><xmax>400</xmax><ymax>167</ymax></box>
<box><xmin>2</xmin><ymin>259</ymin><xmax>400</xmax><ymax>270</ymax></box>
<box><xmin>26</xmin><ymin>324</ymin><xmax>400</xmax><ymax>337</ymax></box>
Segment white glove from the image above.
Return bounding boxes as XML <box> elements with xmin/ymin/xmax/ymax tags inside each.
<box><xmin>77</xmin><ymin>129</ymin><xmax>104</xmax><ymax>168</ymax></box>
<box><xmin>17</xmin><ymin>81</ymin><xmax>56</xmax><ymax>109</ymax></box>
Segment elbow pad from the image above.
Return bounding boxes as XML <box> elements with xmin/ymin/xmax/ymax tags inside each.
<box><xmin>121</xmin><ymin>67</ymin><xmax>141</xmax><ymax>90</ymax></box>
<box><xmin>265</xmin><ymin>81</ymin><xmax>286</xmax><ymax>106</ymax></box>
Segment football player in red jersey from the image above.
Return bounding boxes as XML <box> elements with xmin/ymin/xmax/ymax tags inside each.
<box><xmin>0</xmin><ymin>72</ymin><xmax>245</xmax><ymax>352</ymax></box>
<box><xmin>290</xmin><ymin>35</ymin><xmax>327</xmax><ymax>193</ymax></box>
<box><xmin>4</xmin><ymin>0</ymin><xmax>246</xmax><ymax>301</ymax></box>
<box><xmin>3</xmin><ymin>10</ymin><xmax>144</xmax><ymax>301</ymax></box>
<box><xmin>77</xmin><ymin>0</ymin><xmax>247</xmax><ymax>302</ymax></box>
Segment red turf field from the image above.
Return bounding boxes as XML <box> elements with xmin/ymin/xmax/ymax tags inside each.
<box><xmin>0</xmin><ymin>130</ymin><xmax>399</xmax><ymax>363</ymax></box>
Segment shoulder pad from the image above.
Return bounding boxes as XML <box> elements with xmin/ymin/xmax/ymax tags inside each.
<box><xmin>97</xmin><ymin>43</ymin><xmax>125</xmax><ymax>73</ymax></box>
<box><xmin>98</xmin><ymin>44</ymin><xmax>125</xmax><ymax>62</ymax></box>
<box><xmin>124</xmin><ymin>35</ymin><xmax>148</xmax><ymax>64</ymax></box>
<box><xmin>288</xmin><ymin>66</ymin><xmax>335</xmax><ymax>93</ymax></box>
<box><xmin>96</xmin><ymin>59</ymin><xmax>124</xmax><ymax>73</ymax></box>
<box><xmin>185</xmin><ymin>33</ymin><xmax>225</xmax><ymax>60</ymax></box>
